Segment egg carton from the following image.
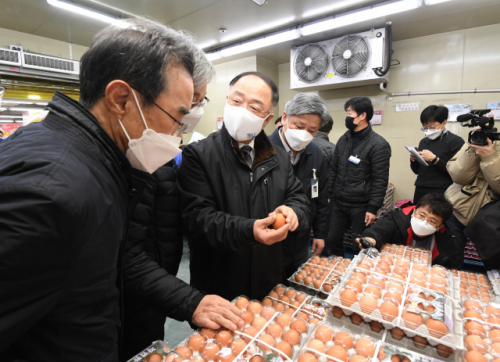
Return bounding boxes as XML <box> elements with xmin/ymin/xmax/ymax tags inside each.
<box><xmin>461</xmin><ymin>299</ymin><xmax>500</xmax><ymax>362</ymax></box>
<box><xmin>380</xmin><ymin>244</ymin><xmax>431</xmax><ymax>266</ymax></box>
<box><xmin>487</xmin><ymin>270</ymin><xmax>500</xmax><ymax>300</ymax></box>
<box><xmin>264</xmin><ymin>285</ymin><xmax>313</xmax><ymax>315</ymax></box>
<box><xmin>379</xmin><ymin>342</ymin><xmax>457</xmax><ymax>362</ymax></box>
<box><xmin>452</xmin><ymin>271</ymin><xmax>495</xmax><ymax>303</ymax></box>
<box><xmin>127</xmin><ymin>340</ymin><xmax>173</xmax><ymax>362</ymax></box>
<box><xmin>288</xmin><ymin>257</ymin><xmax>350</xmax><ymax>297</ymax></box>
<box><xmin>298</xmin><ymin>320</ymin><xmax>384</xmax><ymax>362</ymax></box>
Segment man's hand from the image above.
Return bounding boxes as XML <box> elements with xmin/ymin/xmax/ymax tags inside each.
<box><xmin>410</xmin><ymin>153</ymin><xmax>417</xmax><ymax>162</ymax></box>
<box><xmin>253</xmin><ymin>213</ymin><xmax>291</xmax><ymax>246</ymax></box>
<box><xmin>192</xmin><ymin>295</ymin><xmax>245</xmax><ymax>331</ymax></box>
<box><xmin>365</xmin><ymin>212</ymin><xmax>376</xmax><ymax>227</ymax></box>
<box><xmin>311</xmin><ymin>239</ymin><xmax>325</xmax><ymax>255</ymax></box>
<box><xmin>355</xmin><ymin>237</ymin><xmax>376</xmax><ymax>250</ymax></box>
<box><xmin>274</xmin><ymin>205</ymin><xmax>298</xmax><ymax>232</ymax></box>
<box><xmin>469</xmin><ymin>138</ymin><xmax>495</xmax><ymax>158</ymax></box>
<box><xmin>418</xmin><ymin>150</ymin><xmax>436</xmax><ymax>162</ymax></box>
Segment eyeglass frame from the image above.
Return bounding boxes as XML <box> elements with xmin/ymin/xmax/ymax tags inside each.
<box><xmin>227</xmin><ymin>95</ymin><xmax>272</xmax><ymax>117</ymax></box>
<box><xmin>191</xmin><ymin>96</ymin><xmax>210</xmax><ymax>109</ymax></box>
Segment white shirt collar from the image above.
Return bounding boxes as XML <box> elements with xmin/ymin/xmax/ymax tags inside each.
<box><xmin>237</xmin><ymin>139</ymin><xmax>255</xmax><ymax>150</ymax></box>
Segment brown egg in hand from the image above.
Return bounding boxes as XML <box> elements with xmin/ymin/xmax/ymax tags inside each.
<box><xmin>273</xmin><ymin>213</ymin><xmax>286</xmax><ymax>229</ymax></box>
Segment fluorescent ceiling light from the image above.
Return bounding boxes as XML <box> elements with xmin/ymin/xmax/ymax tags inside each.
<box><xmin>0</xmin><ymin>120</ymin><xmax>14</xmax><ymax>123</ymax></box>
<box><xmin>47</xmin><ymin>0</ymin><xmax>118</xmax><ymax>23</ymax></box>
<box><xmin>221</xmin><ymin>16</ymin><xmax>296</xmax><ymax>42</ymax></box>
<box><xmin>36</xmin><ymin>102</ymin><xmax>49</xmax><ymax>106</ymax></box>
<box><xmin>303</xmin><ymin>0</ymin><xmax>367</xmax><ymax>18</ymax></box>
<box><xmin>10</xmin><ymin>107</ymin><xmax>46</xmax><ymax>112</ymax></box>
<box><xmin>424</xmin><ymin>0</ymin><xmax>452</xmax><ymax>4</ymax></box>
<box><xmin>302</xmin><ymin>0</ymin><xmax>420</xmax><ymax>36</ymax></box>
<box><xmin>0</xmin><ymin>115</ymin><xmax>23</xmax><ymax>118</ymax></box>
<box><xmin>220</xmin><ymin>29</ymin><xmax>300</xmax><ymax>57</ymax></box>
<box><xmin>28</xmin><ymin>94</ymin><xmax>41</xmax><ymax>100</ymax></box>
<box><xmin>1</xmin><ymin>100</ymin><xmax>35</xmax><ymax>104</ymax></box>
<box><xmin>198</xmin><ymin>40</ymin><xmax>218</xmax><ymax>50</ymax></box>
<box><xmin>205</xmin><ymin>52</ymin><xmax>222</xmax><ymax>61</ymax></box>
<box><xmin>0</xmin><ymin>108</ymin><xmax>5</xmax><ymax>111</ymax></box>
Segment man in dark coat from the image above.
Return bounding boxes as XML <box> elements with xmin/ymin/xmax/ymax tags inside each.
<box><xmin>268</xmin><ymin>92</ymin><xmax>329</xmax><ymax>282</ymax></box>
<box><xmin>0</xmin><ymin>19</ymin><xmax>242</xmax><ymax>362</ymax></box>
<box><xmin>312</xmin><ymin>116</ymin><xmax>335</xmax><ymax>168</ymax></box>
<box><xmin>327</xmin><ymin>96</ymin><xmax>391</xmax><ymax>257</ymax></box>
<box><xmin>356</xmin><ymin>193</ymin><xmax>462</xmax><ymax>269</ymax></box>
<box><xmin>178</xmin><ymin>72</ymin><xmax>310</xmax><ymax>301</ymax></box>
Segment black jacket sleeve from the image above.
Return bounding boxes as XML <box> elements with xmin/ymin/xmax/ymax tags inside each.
<box><xmin>433</xmin><ymin>136</ymin><xmax>465</xmax><ymax>175</ymax></box>
<box><xmin>328</xmin><ymin>141</ymin><xmax>340</xmax><ymax>198</ymax></box>
<box><xmin>367</xmin><ymin>141</ymin><xmax>392</xmax><ymax>214</ymax></box>
<box><xmin>362</xmin><ymin>212</ymin><xmax>401</xmax><ymax>249</ymax></box>
<box><xmin>283</xmin><ymin>156</ymin><xmax>311</xmax><ymax>236</ymax></box>
<box><xmin>410</xmin><ymin>140</ymin><xmax>421</xmax><ymax>175</ymax></box>
<box><xmin>0</xmin><ymin>185</ymin><xmax>78</xmax><ymax>351</ymax></box>
<box><xmin>177</xmin><ymin>145</ymin><xmax>256</xmax><ymax>252</ymax></box>
<box><xmin>311</xmin><ymin>157</ymin><xmax>328</xmax><ymax>239</ymax></box>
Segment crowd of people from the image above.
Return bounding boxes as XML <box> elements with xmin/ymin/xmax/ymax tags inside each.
<box><xmin>0</xmin><ymin>18</ymin><xmax>499</xmax><ymax>362</ymax></box>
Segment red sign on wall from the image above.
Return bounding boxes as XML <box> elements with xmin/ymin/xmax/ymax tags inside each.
<box><xmin>1</xmin><ymin>123</ymin><xmax>22</xmax><ymax>136</ymax></box>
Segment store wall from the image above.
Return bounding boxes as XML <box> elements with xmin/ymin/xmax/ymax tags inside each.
<box><xmin>256</xmin><ymin>57</ymin><xmax>280</xmax><ymax>136</ymax></box>
<box><xmin>278</xmin><ymin>23</ymin><xmax>500</xmax><ymax>202</ymax></box>
<box><xmin>0</xmin><ymin>26</ymin><xmax>88</xmax><ymax>60</ymax></box>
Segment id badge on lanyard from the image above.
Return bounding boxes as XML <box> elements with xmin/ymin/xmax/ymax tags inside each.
<box><xmin>311</xmin><ymin>168</ymin><xmax>318</xmax><ymax>199</ymax></box>
<box><xmin>348</xmin><ymin>155</ymin><xmax>361</xmax><ymax>164</ymax></box>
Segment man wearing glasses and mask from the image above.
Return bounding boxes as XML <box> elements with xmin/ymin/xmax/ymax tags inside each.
<box><xmin>178</xmin><ymin>71</ymin><xmax>310</xmax><ymax>301</ymax></box>
<box><xmin>0</xmin><ymin>19</ymin><xmax>243</xmax><ymax>362</ymax></box>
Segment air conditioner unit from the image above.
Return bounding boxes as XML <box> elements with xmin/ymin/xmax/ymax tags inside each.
<box><xmin>21</xmin><ymin>51</ymin><xmax>79</xmax><ymax>76</ymax></box>
<box><xmin>0</xmin><ymin>47</ymin><xmax>22</xmax><ymax>67</ymax></box>
<box><xmin>290</xmin><ymin>27</ymin><xmax>389</xmax><ymax>91</ymax></box>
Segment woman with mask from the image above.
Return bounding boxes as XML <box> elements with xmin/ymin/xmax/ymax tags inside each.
<box><xmin>354</xmin><ymin>193</ymin><xmax>462</xmax><ymax>269</ymax></box>
<box><xmin>410</xmin><ymin>105</ymin><xmax>464</xmax><ymax>203</ymax></box>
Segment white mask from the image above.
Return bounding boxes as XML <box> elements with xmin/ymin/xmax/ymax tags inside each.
<box><xmin>411</xmin><ymin>215</ymin><xmax>437</xmax><ymax>236</ymax></box>
<box><xmin>118</xmin><ymin>90</ymin><xmax>181</xmax><ymax>174</ymax></box>
<box><xmin>223</xmin><ymin>103</ymin><xmax>267</xmax><ymax>141</ymax></box>
<box><xmin>423</xmin><ymin>125</ymin><xmax>444</xmax><ymax>140</ymax></box>
<box><xmin>284</xmin><ymin>125</ymin><xmax>314</xmax><ymax>151</ymax></box>
<box><xmin>182</xmin><ymin>106</ymin><xmax>204</xmax><ymax>134</ymax></box>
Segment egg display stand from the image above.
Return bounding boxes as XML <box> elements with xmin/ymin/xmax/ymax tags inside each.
<box><xmin>326</xmin><ymin>256</ymin><xmax>465</xmax><ymax>352</ymax></box>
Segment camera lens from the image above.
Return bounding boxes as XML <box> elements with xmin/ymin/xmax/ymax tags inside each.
<box><xmin>470</xmin><ymin>130</ymin><xmax>488</xmax><ymax>146</ymax></box>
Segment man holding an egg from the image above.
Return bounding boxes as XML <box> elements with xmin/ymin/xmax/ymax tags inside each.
<box><xmin>178</xmin><ymin>71</ymin><xmax>310</xmax><ymax>301</ymax></box>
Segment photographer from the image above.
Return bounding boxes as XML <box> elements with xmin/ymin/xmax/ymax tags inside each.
<box><xmin>445</xmin><ymin>129</ymin><xmax>500</xmax><ymax>266</ymax></box>
<box><xmin>410</xmin><ymin>105</ymin><xmax>464</xmax><ymax>203</ymax></box>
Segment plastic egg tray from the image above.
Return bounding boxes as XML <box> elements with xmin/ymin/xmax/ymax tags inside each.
<box><xmin>487</xmin><ymin>270</ymin><xmax>500</xmax><ymax>301</ymax></box>
<box><xmin>462</xmin><ymin>299</ymin><xmax>500</xmax><ymax>362</ymax></box>
<box><xmin>297</xmin><ymin>322</ymin><xmax>383</xmax><ymax>362</ymax></box>
<box><xmin>127</xmin><ymin>340</ymin><xmax>173</xmax><ymax>362</ymax></box>
<box><xmin>263</xmin><ymin>285</ymin><xmax>312</xmax><ymax>315</ymax></box>
<box><xmin>378</xmin><ymin>343</ymin><xmax>450</xmax><ymax>362</ymax></box>
<box><xmin>453</xmin><ymin>270</ymin><xmax>494</xmax><ymax>303</ymax></box>
<box><xmin>288</xmin><ymin>255</ymin><xmax>350</xmax><ymax>297</ymax></box>
<box><xmin>380</xmin><ymin>244</ymin><xmax>431</xmax><ymax>266</ymax></box>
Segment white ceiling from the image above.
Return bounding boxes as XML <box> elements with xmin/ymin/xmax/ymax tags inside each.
<box><xmin>1</xmin><ymin>0</ymin><xmax>500</xmax><ymax>65</ymax></box>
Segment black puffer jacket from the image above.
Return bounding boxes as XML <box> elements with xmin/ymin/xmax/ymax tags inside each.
<box><xmin>178</xmin><ymin>125</ymin><xmax>310</xmax><ymax>301</ymax></box>
<box><xmin>312</xmin><ymin>132</ymin><xmax>336</xmax><ymax>168</ymax></box>
<box><xmin>328</xmin><ymin>125</ymin><xmax>391</xmax><ymax>214</ymax></box>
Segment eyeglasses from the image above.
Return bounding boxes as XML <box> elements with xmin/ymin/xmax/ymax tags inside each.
<box><xmin>191</xmin><ymin>96</ymin><xmax>210</xmax><ymax>109</ymax></box>
<box><xmin>150</xmin><ymin>100</ymin><xmax>188</xmax><ymax>136</ymax></box>
<box><xmin>421</xmin><ymin>123</ymin><xmax>442</xmax><ymax>131</ymax></box>
<box><xmin>414</xmin><ymin>211</ymin><xmax>440</xmax><ymax>228</ymax></box>
<box><xmin>228</xmin><ymin>96</ymin><xmax>271</xmax><ymax>117</ymax></box>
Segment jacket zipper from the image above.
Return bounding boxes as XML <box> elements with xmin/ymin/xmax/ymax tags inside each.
<box><xmin>264</xmin><ymin>178</ymin><xmax>270</xmax><ymax>211</ymax></box>
<box><xmin>250</xmin><ymin>172</ymin><xmax>253</xmax><ymax>182</ymax></box>
<box><xmin>250</xmin><ymin>156</ymin><xmax>277</xmax><ymax>183</ymax></box>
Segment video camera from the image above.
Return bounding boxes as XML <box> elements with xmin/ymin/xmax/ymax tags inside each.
<box><xmin>457</xmin><ymin>109</ymin><xmax>500</xmax><ymax>146</ymax></box>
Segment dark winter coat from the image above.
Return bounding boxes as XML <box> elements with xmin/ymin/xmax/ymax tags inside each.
<box><xmin>269</xmin><ymin>128</ymin><xmax>329</xmax><ymax>253</ymax></box>
<box><xmin>178</xmin><ymin>125</ymin><xmax>310</xmax><ymax>301</ymax></box>
<box><xmin>362</xmin><ymin>206</ymin><xmax>462</xmax><ymax>268</ymax></box>
<box><xmin>312</xmin><ymin>132</ymin><xmax>336</xmax><ymax>168</ymax></box>
<box><xmin>328</xmin><ymin>125</ymin><xmax>391</xmax><ymax>215</ymax></box>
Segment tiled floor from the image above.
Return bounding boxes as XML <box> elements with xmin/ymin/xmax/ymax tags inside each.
<box><xmin>163</xmin><ymin>241</ymin><xmax>195</xmax><ymax>347</ymax></box>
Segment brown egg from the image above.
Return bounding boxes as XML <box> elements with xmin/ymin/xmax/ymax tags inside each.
<box><xmin>350</xmin><ymin>313</ymin><xmax>363</xmax><ymax>325</ymax></box>
<box><xmin>215</xmin><ymin>331</ymin><xmax>233</xmax><ymax>348</ymax></box>
<box><xmin>323</xmin><ymin>284</ymin><xmax>333</xmax><ymax>292</ymax></box>
<box><xmin>251</xmin><ymin>317</ymin><xmax>268</xmax><ymax>331</ymax></box>
<box><xmin>491</xmin><ymin>343</ymin><xmax>500</xmax><ymax>357</ymax></box>
<box><xmin>465</xmin><ymin>335</ymin><xmax>487</xmax><ymax>353</ymax></box>
<box><xmin>260</xmin><ymin>306</ymin><xmax>276</xmax><ymax>321</ymax></box>
<box><xmin>464</xmin><ymin>310</ymin><xmax>483</xmax><ymax>320</ymax></box>
<box><xmin>370</xmin><ymin>320</ymin><xmax>383</xmax><ymax>333</ymax></box>
<box><xmin>283</xmin><ymin>329</ymin><xmax>301</xmax><ymax>346</ymax></box>
<box><xmin>146</xmin><ymin>353</ymin><xmax>164</xmax><ymax>362</ymax></box>
<box><xmin>369</xmin><ymin>277</ymin><xmax>386</xmax><ymax>289</ymax></box>
<box><xmin>380</xmin><ymin>255</ymin><xmax>394</xmax><ymax>265</ymax></box>
<box><xmin>413</xmin><ymin>264</ymin><xmax>428</xmax><ymax>273</ymax></box>
<box><xmin>262</xmin><ymin>297</ymin><xmax>273</xmax><ymax>306</ymax></box>
<box><xmin>230</xmin><ymin>339</ymin><xmax>246</xmax><ymax>356</ymax></box>
<box><xmin>242</xmin><ymin>327</ymin><xmax>258</xmax><ymax>343</ymax></box>
<box><xmin>216</xmin><ymin>347</ymin><xmax>234</xmax><ymax>362</ymax></box>
<box><xmin>268</xmin><ymin>291</ymin><xmax>279</xmax><ymax>299</ymax></box>
<box><xmin>391</xmin><ymin>274</ymin><xmax>406</xmax><ymax>283</ymax></box>
<box><xmin>350</xmin><ymin>356</ymin><xmax>369</xmax><ymax>362</ymax></box>
<box><xmin>359</xmin><ymin>295</ymin><xmax>378</xmax><ymax>315</ymax></box>
<box><xmin>304</xmin><ymin>276</ymin><xmax>313</xmax><ymax>286</ymax></box>
<box><xmin>332</xmin><ymin>306</ymin><xmax>343</xmax><ymax>319</ymax></box>
<box><xmin>436</xmin><ymin>344</ymin><xmax>454</xmax><ymax>358</ymax></box>
<box><xmin>391</xmin><ymin>327</ymin><xmax>405</xmax><ymax>340</ymax></box>
<box><xmin>236</xmin><ymin>297</ymin><xmax>250</xmax><ymax>310</ymax></box>
<box><xmin>248</xmin><ymin>302</ymin><xmax>262</xmax><ymax>315</ymax></box>
<box><xmin>364</xmin><ymin>286</ymin><xmax>382</xmax><ymax>299</ymax></box>
<box><xmin>267</xmin><ymin>323</ymin><xmax>283</xmax><ymax>339</ymax></box>
<box><xmin>256</xmin><ymin>334</ymin><xmax>275</xmax><ymax>353</ymax></box>
<box><xmin>429</xmin><ymin>284</ymin><xmax>448</xmax><ymax>295</ymax></box>
<box><xmin>378</xmin><ymin>348</ymin><xmax>387</xmax><ymax>360</ymax></box>
<box><xmin>333</xmin><ymin>332</ymin><xmax>354</xmax><ymax>349</ymax></box>
<box><xmin>395</xmin><ymin>259</ymin><xmax>410</xmax><ymax>269</ymax></box>
<box><xmin>309</xmin><ymin>318</ymin><xmax>320</xmax><ymax>326</ymax></box>
<box><xmin>279</xmin><ymin>295</ymin><xmax>290</xmax><ymax>304</ymax></box>
<box><xmin>296</xmin><ymin>293</ymin><xmax>307</xmax><ymax>303</ymax></box>
<box><xmin>284</xmin><ymin>307</ymin><xmax>295</xmax><ymax>316</ymax></box>
<box><xmin>464</xmin><ymin>351</ymin><xmax>488</xmax><ymax>362</ymax></box>
<box><xmin>351</xmin><ymin>272</ymin><xmax>367</xmax><ymax>284</ymax></box>
<box><xmin>402</xmin><ymin>310</ymin><xmax>424</xmax><ymax>330</ymax></box>
<box><xmin>201</xmin><ymin>329</ymin><xmax>217</xmax><ymax>340</ymax></box>
<box><xmin>190</xmin><ymin>356</ymin><xmax>205</xmax><ymax>362</ymax></box>
<box><xmin>313</xmin><ymin>279</ymin><xmax>323</xmax><ymax>289</ymax></box>
<box><xmin>409</xmin><ymin>279</ymin><xmax>426</xmax><ymax>288</ymax></box>
<box><xmin>241</xmin><ymin>311</ymin><xmax>253</xmax><ymax>325</ymax></box>
<box><xmin>464</xmin><ymin>300</ymin><xmax>483</xmax><ymax>312</ymax></box>
<box><xmin>486</xmin><ymin>306</ymin><xmax>500</xmax><ymax>318</ymax></box>
<box><xmin>273</xmin><ymin>213</ymin><xmax>286</xmax><ymax>229</ymax></box>
<box><xmin>176</xmin><ymin>346</ymin><xmax>193</xmax><ymax>360</ymax></box>
<box><xmin>355</xmin><ymin>338</ymin><xmax>376</xmax><ymax>357</ymax></box>
<box><xmin>277</xmin><ymin>313</ymin><xmax>292</xmax><ymax>328</ymax></box>
<box><xmin>284</xmin><ymin>289</ymin><xmax>296</xmax><ymax>299</ymax></box>
<box><xmin>296</xmin><ymin>311</ymin><xmax>308</xmax><ymax>321</ymax></box>
<box><xmin>360</xmin><ymin>258</ymin><xmax>374</xmax><ymax>268</ymax></box>
<box><xmin>327</xmin><ymin>345</ymin><xmax>348</xmax><ymax>362</ymax></box>
<box><xmin>465</xmin><ymin>321</ymin><xmax>486</xmax><ymax>337</ymax></box>
<box><xmin>376</xmin><ymin>263</ymin><xmax>391</xmax><ymax>274</ymax></box>
<box><xmin>315</xmin><ymin>326</ymin><xmax>334</xmax><ymax>343</ymax></box>
<box><xmin>346</xmin><ymin>280</ymin><xmax>363</xmax><ymax>293</ymax></box>
<box><xmin>340</xmin><ymin>289</ymin><xmax>358</xmax><ymax>307</ymax></box>
<box><xmin>188</xmin><ymin>335</ymin><xmax>206</xmax><ymax>352</ymax></box>
<box><xmin>393</xmin><ymin>267</ymin><xmax>408</xmax><ymax>278</ymax></box>
<box><xmin>490</xmin><ymin>329</ymin><xmax>500</xmax><ymax>343</ymax></box>
<box><xmin>290</xmin><ymin>319</ymin><xmax>307</xmax><ymax>335</ymax></box>
<box><xmin>384</xmin><ymin>291</ymin><xmax>402</xmax><ymax>305</ymax></box>
<box><xmin>275</xmin><ymin>341</ymin><xmax>293</xmax><ymax>358</ymax></box>
<box><xmin>413</xmin><ymin>335</ymin><xmax>428</xmax><ymax>349</ymax></box>
<box><xmin>307</xmin><ymin>339</ymin><xmax>326</xmax><ymax>355</ymax></box>
<box><xmin>487</xmin><ymin>317</ymin><xmax>500</xmax><ymax>326</ymax></box>
<box><xmin>425</xmin><ymin>318</ymin><xmax>448</xmax><ymax>338</ymax></box>
<box><xmin>380</xmin><ymin>301</ymin><xmax>399</xmax><ymax>321</ymax></box>
<box><xmin>202</xmin><ymin>343</ymin><xmax>221</xmax><ymax>362</ymax></box>
<box><xmin>298</xmin><ymin>352</ymin><xmax>317</xmax><ymax>362</ymax></box>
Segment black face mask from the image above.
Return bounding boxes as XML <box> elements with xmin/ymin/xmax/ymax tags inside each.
<box><xmin>345</xmin><ymin>116</ymin><xmax>357</xmax><ymax>131</ymax></box>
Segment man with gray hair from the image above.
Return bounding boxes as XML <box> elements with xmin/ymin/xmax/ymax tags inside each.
<box><xmin>0</xmin><ymin>18</ymin><xmax>243</xmax><ymax>362</ymax></box>
<box><xmin>269</xmin><ymin>92</ymin><xmax>330</xmax><ymax>282</ymax></box>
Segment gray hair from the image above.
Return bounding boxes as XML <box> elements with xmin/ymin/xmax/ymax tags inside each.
<box><xmin>80</xmin><ymin>17</ymin><xmax>200</xmax><ymax>108</ymax></box>
<box><xmin>193</xmin><ymin>48</ymin><xmax>216</xmax><ymax>91</ymax></box>
<box><xmin>284</xmin><ymin>92</ymin><xmax>330</xmax><ymax>127</ymax></box>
